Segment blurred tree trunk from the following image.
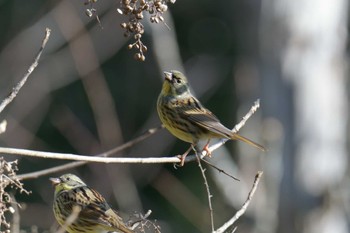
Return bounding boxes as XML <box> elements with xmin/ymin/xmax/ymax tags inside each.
<box><xmin>260</xmin><ymin>0</ymin><xmax>348</xmax><ymax>233</ymax></box>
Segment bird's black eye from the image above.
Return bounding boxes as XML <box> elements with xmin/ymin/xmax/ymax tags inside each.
<box><xmin>176</xmin><ymin>79</ymin><xmax>181</xmax><ymax>84</ymax></box>
<box><xmin>66</xmin><ymin>177</ymin><xmax>70</xmax><ymax>181</ymax></box>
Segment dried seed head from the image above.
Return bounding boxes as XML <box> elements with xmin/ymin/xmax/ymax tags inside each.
<box><xmin>142</xmin><ymin>45</ymin><xmax>148</xmax><ymax>52</ymax></box>
<box><xmin>134</xmin><ymin>33</ymin><xmax>142</xmax><ymax>40</ymax></box>
<box><xmin>134</xmin><ymin>53</ymin><xmax>142</xmax><ymax>60</ymax></box>
<box><xmin>136</xmin><ymin>13</ymin><xmax>144</xmax><ymax>19</ymax></box>
<box><xmin>160</xmin><ymin>4</ymin><xmax>168</xmax><ymax>12</ymax></box>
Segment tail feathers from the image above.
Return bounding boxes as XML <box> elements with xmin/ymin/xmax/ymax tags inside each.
<box><xmin>232</xmin><ymin>133</ymin><xmax>266</xmax><ymax>151</ymax></box>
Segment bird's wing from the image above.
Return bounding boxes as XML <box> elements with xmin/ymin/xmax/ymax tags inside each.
<box><xmin>74</xmin><ymin>187</ymin><xmax>133</xmax><ymax>233</ymax></box>
<box><xmin>179</xmin><ymin>99</ymin><xmax>233</xmax><ymax>138</ymax></box>
<box><xmin>61</xmin><ymin>187</ymin><xmax>113</xmax><ymax>227</ymax></box>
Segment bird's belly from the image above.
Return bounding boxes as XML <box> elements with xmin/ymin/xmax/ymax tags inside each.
<box><xmin>164</xmin><ymin>124</ymin><xmax>195</xmax><ymax>143</ymax></box>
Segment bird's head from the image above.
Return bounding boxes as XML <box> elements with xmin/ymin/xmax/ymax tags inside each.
<box><xmin>161</xmin><ymin>70</ymin><xmax>190</xmax><ymax>96</ymax></box>
<box><xmin>50</xmin><ymin>174</ymin><xmax>86</xmax><ymax>194</ymax></box>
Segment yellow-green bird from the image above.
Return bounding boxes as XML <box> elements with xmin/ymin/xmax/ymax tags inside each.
<box><xmin>50</xmin><ymin>174</ymin><xmax>134</xmax><ymax>233</ymax></box>
<box><xmin>157</xmin><ymin>70</ymin><xmax>265</xmax><ymax>166</ymax></box>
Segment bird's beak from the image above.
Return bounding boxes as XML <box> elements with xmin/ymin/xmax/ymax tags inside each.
<box><xmin>164</xmin><ymin>72</ymin><xmax>172</xmax><ymax>82</ymax></box>
<box><xmin>50</xmin><ymin>177</ymin><xmax>61</xmax><ymax>186</ymax></box>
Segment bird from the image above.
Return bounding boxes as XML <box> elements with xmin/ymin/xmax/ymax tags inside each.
<box><xmin>157</xmin><ymin>70</ymin><xmax>265</xmax><ymax>166</ymax></box>
<box><xmin>50</xmin><ymin>173</ymin><xmax>134</xmax><ymax>233</ymax></box>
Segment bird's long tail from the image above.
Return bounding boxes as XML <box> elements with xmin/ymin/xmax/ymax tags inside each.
<box><xmin>232</xmin><ymin>133</ymin><xmax>266</xmax><ymax>151</ymax></box>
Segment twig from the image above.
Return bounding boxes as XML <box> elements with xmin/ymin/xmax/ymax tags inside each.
<box><xmin>200</xmin><ymin>159</ymin><xmax>240</xmax><ymax>181</ymax></box>
<box><xmin>16</xmin><ymin>161</ymin><xmax>86</xmax><ymax>181</ymax></box>
<box><xmin>16</xmin><ymin>125</ymin><xmax>164</xmax><ymax>180</ymax></box>
<box><xmin>232</xmin><ymin>99</ymin><xmax>260</xmax><ymax>134</ymax></box>
<box><xmin>214</xmin><ymin>171</ymin><xmax>263</xmax><ymax>233</ymax></box>
<box><xmin>194</xmin><ymin>148</ymin><xmax>215</xmax><ymax>232</ymax></box>
<box><xmin>0</xmin><ymin>28</ymin><xmax>51</xmax><ymax>114</ymax></box>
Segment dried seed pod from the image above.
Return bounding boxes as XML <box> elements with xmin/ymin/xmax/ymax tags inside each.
<box><xmin>136</xmin><ymin>13</ymin><xmax>144</xmax><ymax>19</ymax></box>
<box><xmin>142</xmin><ymin>45</ymin><xmax>148</xmax><ymax>52</ymax></box>
<box><xmin>134</xmin><ymin>53</ymin><xmax>142</xmax><ymax>60</ymax></box>
<box><xmin>160</xmin><ymin>4</ymin><xmax>168</xmax><ymax>12</ymax></box>
<box><xmin>134</xmin><ymin>33</ymin><xmax>142</xmax><ymax>40</ymax></box>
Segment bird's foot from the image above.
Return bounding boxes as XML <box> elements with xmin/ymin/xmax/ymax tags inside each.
<box><xmin>202</xmin><ymin>140</ymin><xmax>212</xmax><ymax>157</ymax></box>
<box><xmin>176</xmin><ymin>146</ymin><xmax>193</xmax><ymax>167</ymax></box>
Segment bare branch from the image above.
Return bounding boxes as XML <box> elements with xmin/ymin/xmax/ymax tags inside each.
<box><xmin>7</xmin><ymin>100</ymin><xmax>260</xmax><ymax>180</ymax></box>
<box><xmin>200</xmin><ymin>159</ymin><xmax>240</xmax><ymax>181</ymax></box>
<box><xmin>16</xmin><ymin>125</ymin><xmax>164</xmax><ymax>180</ymax></box>
<box><xmin>195</xmin><ymin>149</ymin><xmax>215</xmax><ymax>232</ymax></box>
<box><xmin>214</xmin><ymin>171</ymin><xmax>263</xmax><ymax>233</ymax></box>
<box><xmin>232</xmin><ymin>99</ymin><xmax>260</xmax><ymax>134</ymax></box>
<box><xmin>16</xmin><ymin>161</ymin><xmax>86</xmax><ymax>181</ymax></box>
<box><xmin>0</xmin><ymin>28</ymin><xmax>51</xmax><ymax>114</ymax></box>
<box><xmin>0</xmin><ymin>147</ymin><xmax>181</xmax><ymax>163</ymax></box>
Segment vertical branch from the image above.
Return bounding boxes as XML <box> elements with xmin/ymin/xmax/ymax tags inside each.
<box><xmin>194</xmin><ymin>148</ymin><xmax>215</xmax><ymax>232</ymax></box>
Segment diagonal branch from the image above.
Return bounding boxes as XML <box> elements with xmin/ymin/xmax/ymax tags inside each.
<box><xmin>214</xmin><ymin>171</ymin><xmax>263</xmax><ymax>233</ymax></box>
<box><xmin>0</xmin><ymin>28</ymin><xmax>51</xmax><ymax>114</ymax></box>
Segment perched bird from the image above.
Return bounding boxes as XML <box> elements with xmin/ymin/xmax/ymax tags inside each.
<box><xmin>157</xmin><ymin>70</ymin><xmax>265</xmax><ymax>166</ymax></box>
<box><xmin>50</xmin><ymin>174</ymin><xmax>134</xmax><ymax>233</ymax></box>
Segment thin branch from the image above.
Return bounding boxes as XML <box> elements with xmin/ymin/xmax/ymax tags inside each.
<box><xmin>16</xmin><ymin>161</ymin><xmax>86</xmax><ymax>181</ymax></box>
<box><xmin>0</xmin><ymin>28</ymin><xmax>51</xmax><ymax>114</ymax></box>
<box><xmin>16</xmin><ymin>125</ymin><xmax>164</xmax><ymax>180</ymax></box>
<box><xmin>8</xmin><ymin>100</ymin><xmax>260</xmax><ymax>179</ymax></box>
<box><xmin>214</xmin><ymin>171</ymin><xmax>263</xmax><ymax>233</ymax></box>
<box><xmin>0</xmin><ymin>147</ymin><xmax>181</xmax><ymax>163</ymax></box>
<box><xmin>194</xmin><ymin>149</ymin><xmax>215</xmax><ymax>232</ymax></box>
<box><xmin>232</xmin><ymin>99</ymin><xmax>260</xmax><ymax>134</ymax></box>
<box><xmin>200</xmin><ymin>158</ymin><xmax>240</xmax><ymax>181</ymax></box>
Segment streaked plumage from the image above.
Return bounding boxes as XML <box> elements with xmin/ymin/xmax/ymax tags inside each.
<box><xmin>157</xmin><ymin>70</ymin><xmax>265</xmax><ymax>165</ymax></box>
<box><xmin>51</xmin><ymin>174</ymin><xmax>133</xmax><ymax>233</ymax></box>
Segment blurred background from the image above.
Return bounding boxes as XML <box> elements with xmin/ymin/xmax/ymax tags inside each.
<box><xmin>0</xmin><ymin>0</ymin><xmax>349</xmax><ymax>232</ymax></box>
